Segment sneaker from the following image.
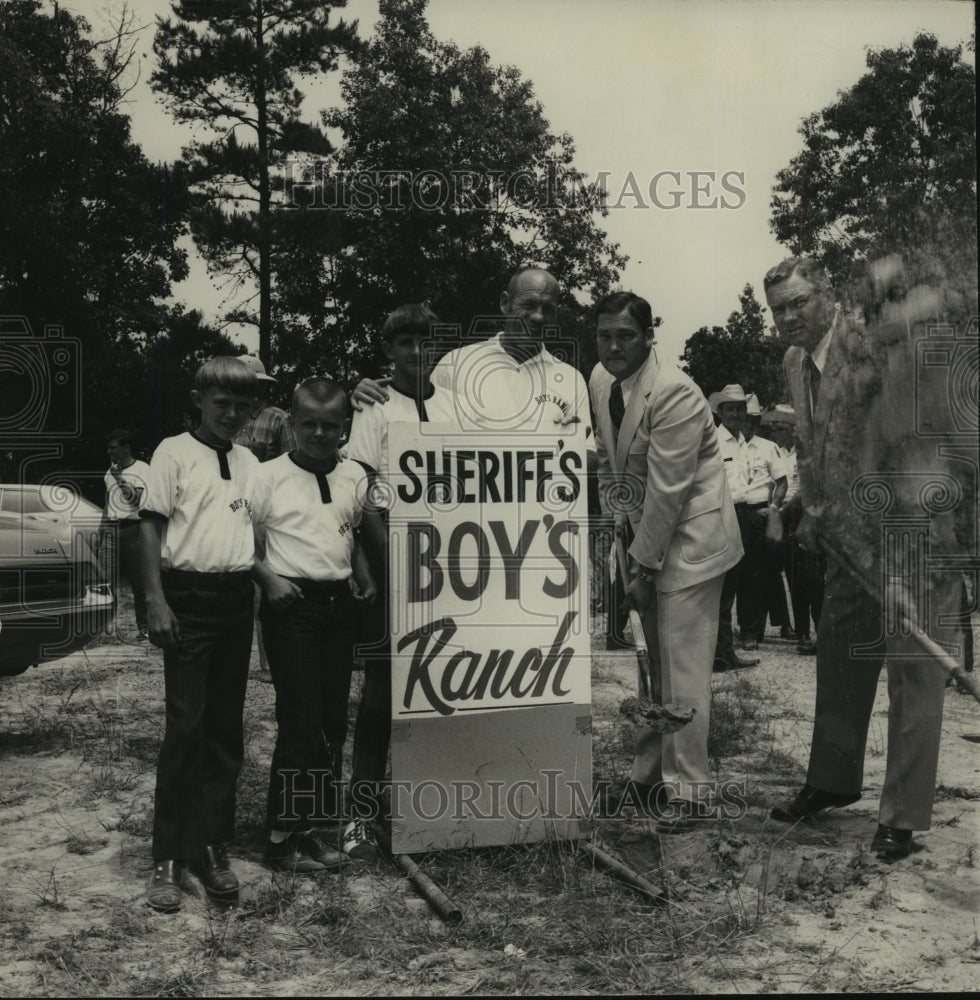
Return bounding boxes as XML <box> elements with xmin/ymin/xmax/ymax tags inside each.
<box><xmin>342</xmin><ymin>819</ymin><xmax>380</xmax><ymax>862</ymax></box>
<box><xmin>264</xmin><ymin>831</ymin><xmax>349</xmax><ymax>873</ymax></box>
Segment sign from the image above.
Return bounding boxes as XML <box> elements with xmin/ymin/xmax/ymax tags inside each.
<box><xmin>386</xmin><ymin>425</ymin><xmax>593</xmax><ymax>852</ymax></box>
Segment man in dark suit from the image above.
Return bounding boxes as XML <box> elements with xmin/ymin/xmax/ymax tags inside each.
<box><xmin>765</xmin><ymin>256</ymin><xmax>969</xmax><ymax>860</ymax></box>
<box><xmin>590</xmin><ymin>291</ymin><xmax>743</xmax><ymax>832</ymax></box>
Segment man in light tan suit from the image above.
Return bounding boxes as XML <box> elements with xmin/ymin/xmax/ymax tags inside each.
<box><xmin>590</xmin><ymin>291</ymin><xmax>743</xmax><ymax>832</ymax></box>
<box><xmin>765</xmin><ymin>256</ymin><xmax>971</xmax><ymax>860</ymax></box>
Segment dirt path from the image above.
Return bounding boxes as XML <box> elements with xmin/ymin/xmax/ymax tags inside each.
<box><xmin>1</xmin><ymin>609</ymin><xmax>977</xmax><ymax>996</ymax></box>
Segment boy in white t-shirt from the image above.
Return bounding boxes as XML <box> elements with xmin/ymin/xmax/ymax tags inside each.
<box><xmin>343</xmin><ymin>304</ymin><xmax>461</xmax><ymax>859</ymax></box>
<box><xmin>139</xmin><ymin>356</ymin><xmax>259</xmax><ymax>912</ymax></box>
<box><xmin>252</xmin><ymin>379</ymin><xmax>380</xmax><ymax>873</ymax></box>
<box><xmin>101</xmin><ymin>428</ymin><xmax>151</xmax><ymax>639</ymax></box>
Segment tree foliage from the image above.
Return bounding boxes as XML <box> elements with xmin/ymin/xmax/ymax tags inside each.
<box><xmin>0</xmin><ymin>0</ymin><xmax>194</xmax><ymax>483</ymax></box>
<box><xmin>770</xmin><ymin>32</ymin><xmax>977</xmax><ymax>300</ymax></box>
<box><xmin>307</xmin><ymin>0</ymin><xmax>627</xmax><ymax>381</ymax></box>
<box><xmin>679</xmin><ymin>285</ymin><xmax>786</xmax><ymax>408</ymax></box>
<box><xmin>151</xmin><ymin>0</ymin><xmax>359</xmax><ymax>368</ymax></box>
<box><xmin>0</xmin><ymin>1</ymin><xmax>189</xmax><ymax>337</ymax></box>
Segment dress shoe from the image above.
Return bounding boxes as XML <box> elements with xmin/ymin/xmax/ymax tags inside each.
<box><xmin>796</xmin><ymin>639</ymin><xmax>817</xmax><ymax>655</ymax></box>
<box><xmin>780</xmin><ymin>626</ymin><xmax>796</xmax><ymax>640</ymax></box>
<box><xmin>770</xmin><ymin>784</ymin><xmax>860</xmax><ymax>822</ymax></box>
<box><xmin>192</xmin><ymin>844</ymin><xmax>239</xmax><ymax>899</ymax></box>
<box><xmin>264</xmin><ymin>831</ymin><xmax>350</xmax><ymax>873</ymax></box>
<box><xmin>741</xmin><ymin>639</ymin><xmax>760</xmax><ymax>651</ymax></box>
<box><xmin>871</xmin><ymin>824</ymin><xmax>913</xmax><ymax>861</ymax></box>
<box><xmin>713</xmin><ymin>652</ymin><xmax>760</xmax><ymax>672</ymax></box>
<box><xmin>147</xmin><ymin>859</ymin><xmax>183</xmax><ymax>913</ymax></box>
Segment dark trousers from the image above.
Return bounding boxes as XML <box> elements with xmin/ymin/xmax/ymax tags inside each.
<box><xmin>766</xmin><ymin>544</ymin><xmax>790</xmax><ymax>631</ymax></box>
<box><xmin>261</xmin><ymin>581</ymin><xmax>357</xmax><ymax>832</ymax></box>
<box><xmin>782</xmin><ymin>504</ymin><xmax>825</xmax><ymax>637</ymax></box>
<box><xmin>808</xmin><ymin>565</ymin><xmax>959</xmax><ymax>829</ymax></box>
<box><xmin>152</xmin><ymin>571</ymin><xmax>253</xmax><ymax>860</ymax></box>
<box><xmin>715</xmin><ymin>503</ymin><xmax>765</xmax><ymax>658</ymax></box>
<box><xmin>118</xmin><ymin>521</ymin><xmax>147</xmax><ymax>629</ymax></box>
<box><xmin>716</xmin><ymin>562</ymin><xmax>741</xmax><ymax>661</ymax></box>
<box><xmin>100</xmin><ymin>520</ymin><xmax>147</xmax><ymax>630</ymax></box>
<box><xmin>735</xmin><ymin>504</ymin><xmax>769</xmax><ymax>641</ymax></box>
<box><xmin>350</xmin><ymin>587</ymin><xmax>391</xmax><ymax>819</ymax></box>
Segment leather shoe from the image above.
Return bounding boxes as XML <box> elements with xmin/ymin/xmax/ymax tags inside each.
<box><xmin>264</xmin><ymin>831</ymin><xmax>350</xmax><ymax>873</ymax></box>
<box><xmin>147</xmin><ymin>859</ymin><xmax>183</xmax><ymax>913</ymax></box>
<box><xmin>713</xmin><ymin>652</ymin><xmax>760</xmax><ymax>672</ymax></box>
<box><xmin>871</xmin><ymin>824</ymin><xmax>913</xmax><ymax>861</ymax></box>
<box><xmin>780</xmin><ymin>626</ymin><xmax>797</xmax><ymax>640</ymax></box>
<box><xmin>770</xmin><ymin>784</ymin><xmax>860</xmax><ymax>822</ymax></box>
<box><xmin>741</xmin><ymin>639</ymin><xmax>760</xmax><ymax>651</ymax></box>
<box><xmin>796</xmin><ymin>639</ymin><xmax>817</xmax><ymax>655</ymax></box>
<box><xmin>192</xmin><ymin>844</ymin><xmax>239</xmax><ymax>899</ymax></box>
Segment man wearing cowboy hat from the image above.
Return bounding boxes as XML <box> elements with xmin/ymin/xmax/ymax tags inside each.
<box><xmin>707</xmin><ymin>384</ymin><xmax>760</xmax><ymax>671</ymax></box>
<box><xmin>234</xmin><ymin>355</ymin><xmax>296</xmax><ymax>463</ymax></box>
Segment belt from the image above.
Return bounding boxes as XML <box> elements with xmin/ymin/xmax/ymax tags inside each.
<box><xmin>163</xmin><ymin>569</ymin><xmax>253</xmax><ymax>587</ymax></box>
<box><xmin>284</xmin><ymin>577</ymin><xmax>351</xmax><ymax>600</ymax></box>
<box><xmin>104</xmin><ymin>518</ymin><xmax>141</xmax><ymax>527</ymax></box>
<box><xmin>734</xmin><ymin>501</ymin><xmax>770</xmax><ymax>511</ymax></box>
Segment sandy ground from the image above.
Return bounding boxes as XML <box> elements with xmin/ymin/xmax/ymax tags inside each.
<box><xmin>0</xmin><ymin>599</ymin><xmax>978</xmax><ymax>996</ymax></box>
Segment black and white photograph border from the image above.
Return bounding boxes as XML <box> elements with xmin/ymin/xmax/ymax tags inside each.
<box><xmin>0</xmin><ymin>0</ymin><xmax>976</xmax><ymax>996</ymax></box>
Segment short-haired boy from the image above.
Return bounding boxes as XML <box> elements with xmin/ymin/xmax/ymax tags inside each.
<box><xmin>344</xmin><ymin>304</ymin><xmax>461</xmax><ymax>859</ymax></box>
<box><xmin>140</xmin><ymin>357</ymin><xmax>259</xmax><ymax>912</ymax></box>
<box><xmin>252</xmin><ymin>378</ymin><xmax>380</xmax><ymax>872</ymax></box>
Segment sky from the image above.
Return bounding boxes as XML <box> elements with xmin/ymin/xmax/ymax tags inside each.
<box><xmin>77</xmin><ymin>0</ymin><xmax>974</xmax><ymax>374</ymax></box>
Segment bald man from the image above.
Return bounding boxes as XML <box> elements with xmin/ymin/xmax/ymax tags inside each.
<box><xmin>352</xmin><ymin>267</ymin><xmax>593</xmax><ymax>447</ymax></box>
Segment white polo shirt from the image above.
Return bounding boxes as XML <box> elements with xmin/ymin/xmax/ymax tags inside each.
<box><xmin>140</xmin><ymin>433</ymin><xmax>258</xmax><ymax>572</ymax></box>
<box><xmin>716</xmin><ymin>423</ymin><xmax>748</xmax><ymax>503</ymax></box>
<box><xmin>346</xmin><ymin>384</ymin><xmax>460</xmax><ymax>479</ymax></box>
<box><xmin>743</xmin><ymin>434</ymin><xmax>785</xmax><ymax>505</ymax></box>
<box><xmin>431</xmin><ymin>334</ymin><xmax>594</xmax><ymax>448</ymax></box>
<box><xmin>251</xmin><ymin>454</ymin><xmax>366</xmax><ymax>582</ymax></box>
<box><xmin>104</xmin><ymin>460</ymin><xmax>150</xmax><ymax>522</ymax></box>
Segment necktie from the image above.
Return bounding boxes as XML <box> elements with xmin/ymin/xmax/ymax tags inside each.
<box><xmin>805</xmin><ymin>355</ymin><xmax>821</xmax><ymax>415</ymax></box>
<box><xmin>609</xmin><ymin>380</ymin><xmax>625</xmax><ymax>432</ymax></box>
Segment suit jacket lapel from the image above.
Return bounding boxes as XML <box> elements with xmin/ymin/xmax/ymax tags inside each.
<box><xmin>614</xmin><ymin>350</ymin><xmax>658</xmax><ymax>471</ymax></box>
<box><xmin>594</xmin><ymin>376</ymin><xmax>617</xmax><ymax>472</ymax></box>
<box><xmin>786</xmin><ymin>349</ymin><xmax>812</xmax><ymax>454</ymax></box>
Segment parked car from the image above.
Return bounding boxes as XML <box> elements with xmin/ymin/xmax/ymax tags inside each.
<box><xmin>0</xmin><ymin>507</ymin><xmax>114</xmax><ymax>677</ymax></box>
<box><xmin>0</xmin><ymin>483</ymin><xmax>105</xmax><ymax>555</ymax></box>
